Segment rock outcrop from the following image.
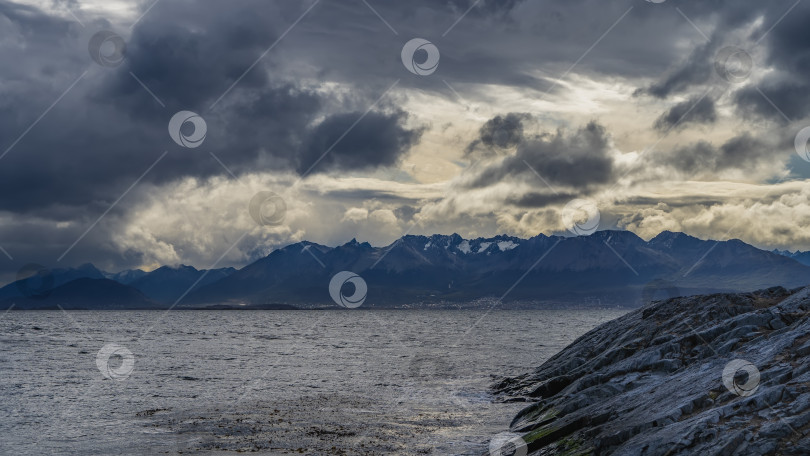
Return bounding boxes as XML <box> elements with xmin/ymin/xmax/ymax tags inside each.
<box><xmin>491</xmin><ymin>286</ymin><xmax>810</xmax><ymax>455</ymax></box>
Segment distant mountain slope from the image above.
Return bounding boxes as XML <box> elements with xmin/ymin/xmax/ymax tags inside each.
<box><xmin>0</xmin><ymin>263</ymin><xmax>237</xmax><ymax>305</ymax></box>
<box><xmin>184</xmin><ymin>230</ymin><xmax>810</xmax><ymax>308</ymax></box>
<box><xmin>128</xmin><ymin>265</ymin><xmax>236</xmax><ymax>303</ymax></box>
<box><xmin>3</xmin><ymin>278</ymin><xmax>159</xmax><ymax>310</ymax></box>
<box><xmin>0</xmin><ymin>263</ymin><xmax>105</xmax><ymax>301</ymax></box>
<box><xmin>104</xmin><ymin>268</ymin><xmax>147</xmax><ymax>284</ymax></box>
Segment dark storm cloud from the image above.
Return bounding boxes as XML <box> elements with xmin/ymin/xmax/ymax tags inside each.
<box><xmin>653</xmin><ymin>96</ymin><xmax>717</xmax><ymax>132</ymax></box>
<box><xmin>3</xmin><ymin>0</ymin><xmax>783</xmax><ymax>221</ymax></box>
<box><xmin>657</xmin><ymin>141</ymin><xmax>716</xmax><ymax>175</ymax></box>
<box><xmin>465</xmin><ymin>113</ymin><xmax>529</xmax><ymax>157</ymax></box>
<box><xmin>634</xmin><ymin>0</ymin><xmax>765</xmax><ymax>99</ymax></box>
<box><xmin>393</xmin><ymin>205</ymin><xmax>418</xmax><ymax>223</ymax></box>
<box><xmin>731</xmin><ymin>2</ymin><xmax>810</xmax><ymax>123</ymax></box>
<box><xmin>0</xmin><ymin>0</ymin><xmax>549</xmax><ymax>219</ymax></box>
<box><xmin>280</xmin><ymin>0</ymin><xmax>742</xmax><ymax>94</ymax></box>
<box><xmin>641</xmin><ymin>41</ymin><xmax>719</xmax><ymax>99</ymax></box>
<box><xmin>297</xmin><ymin>110</ymin><xmax>423</xmax><ymax>174</ymax></box>
<box><xmin>321</xmin><ymin>188</ymin><xmax>423</xmax><ymax>204</ymax></box>
<box><xmin>716</xmin><ymin>133</ymin><xmax>771</xmax><ymax>169</ymax></box>
<box><xmin>619</xmin><ymin>196</ymin><xmax>726</xmax><ymax>209</ymax></box>
<box><xmin>636</xmin><ymin>1</ymin><xmax>810</xmax><ymax>126</ymax></box>
<box><xmin>505</xmin><ymin>192</ymin><xmax>576</xmax><ymax>209</ymax></box>
<box><xmin>0</xmin><ymin>1</ymin><xmax>73</xmax><ymax>45</ymax></box>
<box><xmin>466</xmin><ymin>121</ymin><xmax>614</xmax><ymax>190</ymax></box>
<box><xmin>651</xmin><ymin>133</ymin><xmax>769</xmax><ymax>175</ymax></box>
<box><xmin>445</xmin><ymin>0</ymin><xmax>527</xmax><ymax>18</ymax></box>
<box><xmin>735</xmin><ymin>82</ymin><xmax>805</xmax><ymax>124</ymax></box>
<box><xmin>0</xmin><ymin>0</ymin><xmax>431</xmax><ymax>216</ymax></box>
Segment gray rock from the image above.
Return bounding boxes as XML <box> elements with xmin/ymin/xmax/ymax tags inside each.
<box><xmin>788</xmin><ymin>392</ymin><xmax>810</xmax><ymax>415</ymax></box>
<box><xmin>796</xmin><ymin>341</ymin><xmax>810</xmax><ymax>357</ymax></box>
<box><xmin>491</xmin><ymin>286</ymin><xmax>810</xmax><ymax>455</ymax></box>
<box><xmin>769</xmin><ymin>318</ymin><xmax>787</xmax><ymax>330</ymax></box>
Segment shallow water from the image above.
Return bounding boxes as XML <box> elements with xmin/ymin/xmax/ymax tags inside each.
<box><xmin>0</xmin><ymin>308</ymin><xmax>627</xmax><ymax>455</ymax></box>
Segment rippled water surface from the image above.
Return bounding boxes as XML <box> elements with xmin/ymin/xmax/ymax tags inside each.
<box><xmin>0</xmin><ymin>309</ymin><xmax>627</xmax><ymax>455</ymax></box>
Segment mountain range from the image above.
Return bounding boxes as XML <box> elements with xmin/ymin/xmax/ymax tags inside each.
<box><xmin>3</xmin><ymin>230</ymin><xmax>810</xmax><ymax>309</ymax></box>
<box><xmin>0</xmin><ymin>263</ymin><xmax>236</xmax><ymax>309</ymax></box>
<box><xmin>772</xmin><ymin>249</ymin><xmax>810</xmax><ymax>267</ymax></box>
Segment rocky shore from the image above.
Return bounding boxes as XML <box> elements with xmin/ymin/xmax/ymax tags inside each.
<box><xmin>491</xmin><ymin>286</ymin><xmax>810</xmax><ymax>455</ymax></box>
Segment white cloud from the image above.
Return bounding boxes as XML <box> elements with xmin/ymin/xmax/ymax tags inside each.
<box><xmin>341</xmin><ymin>207</ymin><xmax>368</xmax><ymax>223</ymax></box>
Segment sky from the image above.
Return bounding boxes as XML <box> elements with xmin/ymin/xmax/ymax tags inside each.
<box><xmin>2</xmin><ymin>0</ymin><xmax>810</xmax><ymax>279</ymax></box>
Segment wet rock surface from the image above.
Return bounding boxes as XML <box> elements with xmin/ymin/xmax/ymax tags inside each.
<box><xmin>492</xmin><ymin>286</ymin><xmax>810</xmax><ymax>455</ymax></box>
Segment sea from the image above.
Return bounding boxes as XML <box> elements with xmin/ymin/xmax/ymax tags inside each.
<box><xmin>0</xmin><ymin>309</ymin><xmax>627</xmax><ymax>455</ymax></box>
